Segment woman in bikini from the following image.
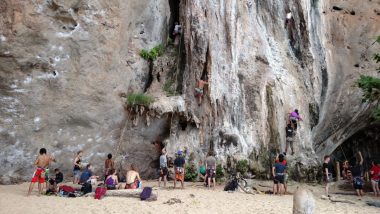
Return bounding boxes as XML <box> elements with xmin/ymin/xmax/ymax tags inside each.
<box><xmin>73</xmin><ymin>151</ymin><xmax>83</xmax><ymax>184</ymax></box>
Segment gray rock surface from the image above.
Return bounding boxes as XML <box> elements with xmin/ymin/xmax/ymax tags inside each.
<box><xmin>0</xmin><ymin>0</ymin><xmax>379</xmax><ymax>183</ymax></box>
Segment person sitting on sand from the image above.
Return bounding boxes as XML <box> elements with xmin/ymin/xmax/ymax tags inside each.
<box><xmin>54</xmin><ymin>168</ymin><xmax>63</xmax><ymax>184</ymax></box>
<box><xmin>104</xmin><ymin>153</ymin><xmax>115</xmax><ymax>180</ymax></box>
<box><xmin>27</xmin><ymin>148</ymin><xmax>55</xmax><ymax>196</ymax></box>
<box><xmin>174</xmin><ymin>150</ymin><xmax>186</xmax><ymax>189</ymax></box>
<box><xmin>158</xmin><ymin>148</ymin><xmax>168</xmax><ymax>188</ymax></box>
<box><xmin>79</xmin><ymin>164</ymin><xmax>98</xmax><ymax>185</ymax></box>
<box><xmin>105</xmin><ymin>169</ymin><xmax>122</xmax><ymax>190</ymax></box>
<box><xmin>199</xmin><ymin>163</ymin><xmax>207</xmax><ymax>186</ymax></box>
<box><xmin>272</xmin><ymin>154</ymin><xmax>286</xmax><ymax>195</ymax></box>
<box><xmin>46</xmin><ymin>178</ymin><xmax>57</xmax><ymax>195</ymax></box>
<box><xmin>125</xmin><ymin>164</ymin><xmax>141</xmax><ymax>189</ymax></box>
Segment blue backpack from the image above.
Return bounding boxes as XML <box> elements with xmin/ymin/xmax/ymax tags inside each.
<box><xmin>140</xmin><ymin>187</ymin><xmax>152</xmax><ymax>200</ymax></box>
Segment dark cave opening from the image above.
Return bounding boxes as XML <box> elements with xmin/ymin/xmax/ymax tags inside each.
<box><xmin>168</xmin><ymin>0</ymin><xmax>180</xmax><ymax>39</ymax></box>
<box><xmin>332</xmin><ymin>124</ymin><xmax>380</xmax><ymax>176</ymax></box>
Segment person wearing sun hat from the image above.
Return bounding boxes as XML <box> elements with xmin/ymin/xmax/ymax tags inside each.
<box><xmin>174</xmin><ymin>150</ymin><xmax>186</xmax><ymax>189</ymax></box>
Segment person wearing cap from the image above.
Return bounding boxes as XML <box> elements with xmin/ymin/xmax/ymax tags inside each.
<box><xmin>174</xmin><ymin>150</ymin><xmax>186</xmax><ymax>189</ymax></box>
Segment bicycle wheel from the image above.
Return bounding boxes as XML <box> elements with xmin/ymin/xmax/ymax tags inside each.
<box><xmin>238</xmin><ymin>178</ymin><xmax>248</xmax><ymax>189</ymax></box>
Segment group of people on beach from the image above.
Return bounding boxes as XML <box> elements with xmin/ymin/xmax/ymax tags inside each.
<box><xmin>27</xmin><ymin>146</ymin><xmax>219</xmax><ymax>196</ymax></box>
<box><xmin>323</xmin><ymin>151</ymin><xmax>380</xmax><ymax>198</ymax></box>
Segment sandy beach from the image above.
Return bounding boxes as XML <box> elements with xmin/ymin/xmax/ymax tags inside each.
<box><xmin>0</xmin><ymin>180</ymin><xmax>379</xmax><ymax>214</ymax></box>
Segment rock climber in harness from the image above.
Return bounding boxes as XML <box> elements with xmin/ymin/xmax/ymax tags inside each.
<box><xmin>285</xmin><ymin>123</ymin><xmax>295</xmax><ymax>155</ymax></box>
<box><xmin>173</xmin><ymin>22</ymin><xmax>182</xmax><ymax>45</ymax></box>
<box><xmin>284</xmin><ymin>12</ymin><xmax>296</xmax><ymax>46</ymax></box>
<box><xmin>195</xmin><ymin>76</ymin><xmax>208</xmax><ymax>106</ymax></box>
<box><xmin>288</xmin><ymin>109</ymin><xmax>302</xmax><ymax>131</ymax></box>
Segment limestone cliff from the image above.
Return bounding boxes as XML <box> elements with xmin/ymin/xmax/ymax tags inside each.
<box><xmin>0</xmin><ymin>0</ymin><xmax>379</xmax><ymax>183</ymax></box>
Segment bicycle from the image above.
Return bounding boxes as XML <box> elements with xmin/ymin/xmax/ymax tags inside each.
<box><xmin>225</xmin><ymin>172</ymin><xmax>249</xmax><ymax>192</ymax></box>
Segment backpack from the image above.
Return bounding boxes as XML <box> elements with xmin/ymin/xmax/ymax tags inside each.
<box><xmin>59</xmin><ymin>185</ymin><xmax>75</xmax><ymax>193</ymax></box>
<box><xmin>140</xmin><ymin>187</ymin><xmax>152</xmax><ymax>200</ymax></box>
<box><xmin>224</xmin><ymin>179</ymin><xmax>238</xmax><ymax>191</ymax></box>
<box><xmin>81</xmin><ymin>182</ymin><xmax>92</xmax><ymax>194</ymax></box>
<box><xmin>94</xmin><ymin>187</ymin><xmax>107</xmax><ymax>200</ymax></box>
<box><xmin>286</xmin><ymin>127</ymin><xmax>294</xmax><ymax>137</ymax></box>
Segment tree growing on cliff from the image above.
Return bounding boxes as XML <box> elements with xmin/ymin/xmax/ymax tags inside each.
<box><xmin>357</xmin><ymin>36</ymin><xmax>380</xmax><ymax>121</ymax></box>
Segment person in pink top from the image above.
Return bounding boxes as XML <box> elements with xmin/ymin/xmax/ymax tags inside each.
<box><xmin>288</xmin><ymin>109</ymin><xmax>302</xmax><ymax>131</ymax></box>
<box><xmin>370</xmin><ymin>161</ymin><xmax>380</xmax><ymax>197</ymax></box>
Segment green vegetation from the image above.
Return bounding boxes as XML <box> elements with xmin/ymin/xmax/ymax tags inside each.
<box><xmin>216</xmin><ymin>164</ymin><xmax>225</xmax><ymax>182</ymax></box>
<box><xmin>184</xmin><ymin>164</ymin><xmax>198</xmax><ymax>182</ymax></box>
<box><xmin>127</xmin><ymin>93</ymin><xmax>154</xmax><ymax>106</ymax></box>
<box><xmin>163</xmin><ymin>79</ymin><xmax>178</xmax><ymax>96</ymax></box>
<box><xmin>236</xmin><ymin>159</ymin><xmax>249</xmax><ymax>175</ymax></box>
<box><xmin>139</xmin><ymin>44</ymin><xmax>165</xmax><ymax>61</ymax></box>
<box><xmin>357</xmin><ymin>36</ymin><xmax>380</xmax><ymax>121</ymax></box>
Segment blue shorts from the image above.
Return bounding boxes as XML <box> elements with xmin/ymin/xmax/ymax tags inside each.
<box><xmin>73</xmin><ymin>170</ymin><xmax>81</xmax><ymax>178</ymax></box>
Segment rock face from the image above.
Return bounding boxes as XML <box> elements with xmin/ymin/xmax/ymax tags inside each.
<box><xmin>0</xmin><ymin>0</ymin><xmax>379</xmax><ymax>183</ymax></box>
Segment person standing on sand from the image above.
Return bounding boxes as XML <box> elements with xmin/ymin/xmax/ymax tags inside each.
<box><xmin>349</xmin><ymin>151</ymin><xmax>364</xmax><ymax>197</ymax></box>
<box><xmin>206</xmin><ymin>151</ymin><xmax>217</xmax><ymax>189</ymax></box>
<box><xmin>272</xmin><ymin>154</ymin><xmax>286</xmax><ymax>195</ymax></box>
<box><xmin>370</xmin><ymin>161</ymin><xmax>380</xmax><ymax>197</ymax></box>
<box><xmin>104</xmin><ymin>153</ymin><xmax>115</xmax><ymax>180</ymax></box>
<box><xmin>158</xmin><ymin>148</ymin><xmax>168</xmax><ymax>188</ymax></box>
<box><xmin>275</xmin><ymin>153</ymin><xmax>288</xmax><ymax>193</ymax></box>
<box><xmin>27</xmin><ymin>148</ymin><xmax>55</xmax><ymax>196</ymax></box>
<box><xmin>323</xmin><ymin>155</ymin><xmax>333</xmax><ymax>197</ymax></box>
<box><xmin>73</xmin><ymin>151</ymin><xmax>83</xmax><ymax>184</ymax></box>
<box><xmin>174</xmin><ymin>151</ymin><xmax>186</xmax><ymax>189</ymax></box>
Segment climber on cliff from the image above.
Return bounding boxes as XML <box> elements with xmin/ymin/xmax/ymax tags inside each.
<box><xmin>288</xmin><ymin>109</ymin><xmax>302</xmax><ymax>132</ymax></box>
<box><xmin>285</xmin><ymin>123</ymin><xmax>295</xmax><ymax>155</ymax></box>
<box><xmin>195</xmin><ymin>77</ymin><xmax>208</xmax><ymax>106</ymax></box>
<box><xmin>173</xmin><ymin>22</ymin><xmax>182</xmax><ymax>45</ymax></box>
<box><xmin>284</xmin><ymin>12</ymin><xmax>296</xmax><ymax>46</ymax></box>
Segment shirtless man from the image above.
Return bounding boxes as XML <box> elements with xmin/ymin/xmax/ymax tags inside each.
<box><xmin>27</xmin><ymin>148</ymin><xmax>55</xmax><ymax>196</ymax></box>
<box><xmin>125</xmin><ymin>164</ymin><xmax>141</xmax><ymax>189</ymax></box>
<box><xmin>195</xmin><ymin>77</ymin><xmax>208</xmax><ymax>106</ymax></box>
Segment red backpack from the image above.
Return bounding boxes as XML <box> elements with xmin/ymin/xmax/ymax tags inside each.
<box><xmin>94</xmin><ymin>187</ymin><xmax>107</xmax><ymax>200</ymax></box>
<box><xmin>59</xmin><ymin>185</ymin><xmax>75</xmax><ymax>193</ymax></box>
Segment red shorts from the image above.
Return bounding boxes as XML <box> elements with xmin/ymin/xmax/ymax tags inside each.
<box><xmin>31</xmin><ymin>168</ymin><xmax>45</xmax><ymax>183</ymax></box>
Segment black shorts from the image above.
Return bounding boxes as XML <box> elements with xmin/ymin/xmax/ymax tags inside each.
<box><xmin>160</xmin><ymin>167</ymin><xmax>168</xmax><ymax>177</ymax></box>
<box><xmin>274</xmin><ymin>175</ymin><xmax>284</xmax><ymax>184</ymax></box>
<box><xmin>207</xmin><ymin>168</ymin><xmax>216</xmax><ymax>178</ymax></box>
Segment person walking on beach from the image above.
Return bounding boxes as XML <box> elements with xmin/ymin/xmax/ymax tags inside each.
<box><xmin>158</xmin><ymin>148</ymin><xmax>168</xmax><ymax>188</ymax></box>
<box><xmin>174</xmin><ymin>151</ymin><xmax>186</xmax><ymax>189</ymax></box>
<box><xmin>73</xmin><ymin>151</ymin><xmax>83</xmax><ymax>184</ymax></box>
<box><xmin>323</xmin><ymin>155</ymin><xmax>333</xmax><ymax>197</ymax></box>
<box><xmin>27</xmin><ymin>148</ymin><xmax>55</xmax><ymax>196</ymax></box>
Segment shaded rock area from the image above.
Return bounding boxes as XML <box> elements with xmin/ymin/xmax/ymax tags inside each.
<box><xmin>0</xmin><ymin>0</ymin><xmax>380</xmax><ymax>183</ymax></box>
